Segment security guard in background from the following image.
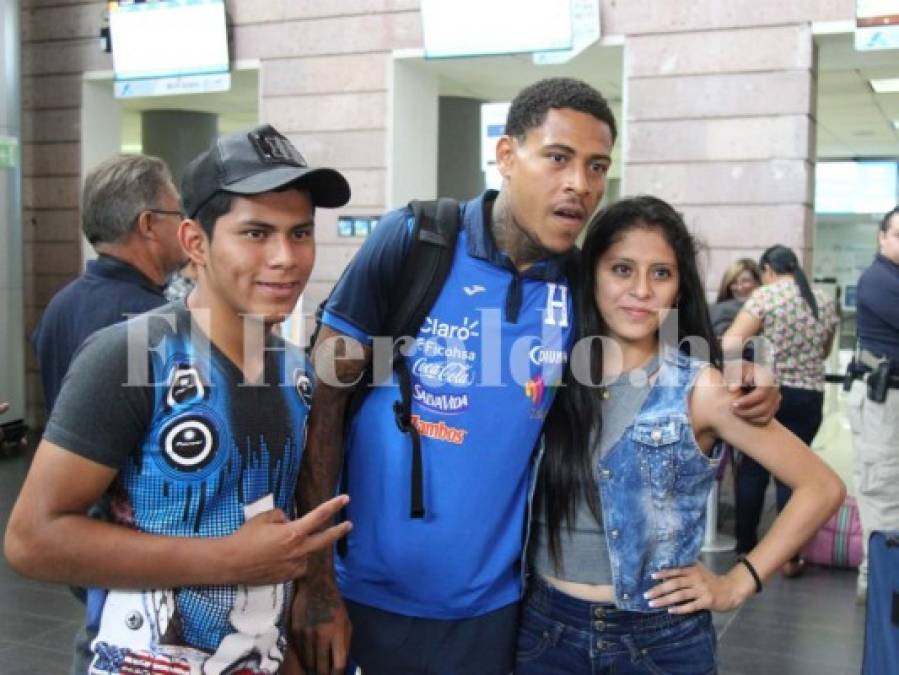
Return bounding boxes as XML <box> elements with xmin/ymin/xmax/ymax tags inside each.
<box><xmin>847</xmin><ymin>205</ymin><xmax>899</xmax><ymax>603</ymax></box>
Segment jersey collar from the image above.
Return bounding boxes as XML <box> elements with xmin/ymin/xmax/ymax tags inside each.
<box><xmin>87</xmin><ymin>254</ymin><xmax>166</xmax><ymax>295</ymax></box>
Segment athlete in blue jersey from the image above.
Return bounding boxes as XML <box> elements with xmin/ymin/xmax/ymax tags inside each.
<box><xmin>329</xmin><ymin>191</ymin><xmax>575</xmax><ymax>622</ymax></box>
<box><xmin>5</xmin><ymin>125</ymin><xmax>353</xmax><ymax>674</ymax></box>
<box><xmin>294</xmin><ymin>78</ymin><xmax>782</xmax><ymax>675</ymax></box>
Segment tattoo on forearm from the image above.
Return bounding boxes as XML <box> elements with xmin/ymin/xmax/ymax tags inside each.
<box><xmin>297</xmin><ymin>328</ymin><xmax>369</xmax><ymax>516</ymax></box>
<box><xmin>305</xmin><ymin>590</ymin><xmax>341</xmax><ymax>625</ymax></box>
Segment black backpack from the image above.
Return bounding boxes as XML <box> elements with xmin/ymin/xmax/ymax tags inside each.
<box><xmin>311</xmin><ymin>198</ymin><xmax>461</xmax><ymax>523</ymax></box>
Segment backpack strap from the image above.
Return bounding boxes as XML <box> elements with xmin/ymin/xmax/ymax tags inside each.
<box><xmin>387</xmin><ymin>198</ymin><xmax>460</xmax><ymax>519</ymax></box>
<box><xmin>383</xmin><ymin>198</ymin><xmax>460</xmax><ymax>337</ymax></box>
<box><xmin>334</xmin><ymin>198</ymin><xmax>460</xmax><ymax>556</ymax></box>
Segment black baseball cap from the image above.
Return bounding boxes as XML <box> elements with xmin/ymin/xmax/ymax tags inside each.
<box><xmin>181</xmin><ymin>124</ymin><xmax>351</xmax><ymax>218</ymax></box>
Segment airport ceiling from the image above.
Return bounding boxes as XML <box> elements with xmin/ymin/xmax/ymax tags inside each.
<box><xmin>421</xmin><ymin>33</ymin><xmax>899</xmax><ymax>161</ymax></box>
<box><xmin>816</xmin><ymin>32</ymin><xmax>899</xmax><ymax>159</ymax></box>
<box><xmin>119</xmin><ymin>32</ymin><xmax>898</xmax><ymax>162</ymax></box>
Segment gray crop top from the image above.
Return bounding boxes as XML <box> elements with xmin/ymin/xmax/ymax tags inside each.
<box><xmin>530</xmin><ymin>356</ymin><xmax>658</xmax><ymax>585</ymax></box>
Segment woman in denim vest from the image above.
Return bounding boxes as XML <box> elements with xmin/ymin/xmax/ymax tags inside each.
<box><xmin>517</xmin><ymin>196</ymin><xmax>845</xmax><ymax>674</ymax></box>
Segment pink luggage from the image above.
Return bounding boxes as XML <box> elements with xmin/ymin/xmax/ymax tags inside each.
<box><xmin>801</xmin><ymin>496</ymin><xmax>863</xmax><ymax>568</ymax></box>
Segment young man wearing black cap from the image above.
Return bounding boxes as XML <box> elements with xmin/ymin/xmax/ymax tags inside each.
<box><xmin>5</xmin><ymin>125</ymin><xmax>352</xmax><ymax>675</ymax></box>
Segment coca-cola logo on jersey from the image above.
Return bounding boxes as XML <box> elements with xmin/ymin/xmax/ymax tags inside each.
<box><xmin>411</xmin><ymin>358</ymin><xmax>474</xmax><ymax>386</ymax></box>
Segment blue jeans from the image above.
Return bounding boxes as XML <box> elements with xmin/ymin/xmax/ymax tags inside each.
<box><xmin>346</xmin><ymin>599</ymin><xmax>518</xmax><ymax>675</ymax></box>
<box><xmin>516</xmin><ymin>576</ymin><xmax>717</xmax><ymax>675</ymax></box>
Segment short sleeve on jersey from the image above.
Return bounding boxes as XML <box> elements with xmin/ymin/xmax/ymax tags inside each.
<box><xmin>321</xmin><ymin>208</ymin><xmax>413</xmax><ymax>343</ymax></box>
<box><xmin>43</xmin><ymin>320</ymin><xmax>155</xmax><ymax>468</ymax></box>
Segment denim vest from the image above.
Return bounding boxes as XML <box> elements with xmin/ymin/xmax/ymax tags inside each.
<box><xmin>597</xmin><ymin>348</ymin><xmax>719</xmax><ymax>611</ymax></box>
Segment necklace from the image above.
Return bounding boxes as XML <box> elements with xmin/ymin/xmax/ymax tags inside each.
<box><xmin>599</xmin><ymin>358</ymin><xmax>662</xmax><ymax>401</ymax></box>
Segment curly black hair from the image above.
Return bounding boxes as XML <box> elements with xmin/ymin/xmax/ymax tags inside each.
<box><xmin>504</xmin><ymin>77</ymin><xmax>617</xmax><ymax>143</ymax></box>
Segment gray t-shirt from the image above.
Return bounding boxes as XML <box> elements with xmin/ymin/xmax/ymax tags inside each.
<box><xmin>531</xmin><ymin>356</ymin><xmax>658</xmax><ymax>584</ymax></box>
<box><xmin>44</xmin><ymin>302</ymin><xmax>311</xmax><ymax>671</ymax></box>
<box><xmin>709</xmin><ymin>297</ymin><xmax>743</xmax><ymax>337</ymax></box>
<box><xmin>45</xmin><ymin>312</ymin><xmax>159</xmax><ymax>466</ymax></box>
<box><xmin>45</xmin><ymin>303</ymin><xmax>307</xmax><ymax>470</ymax></box>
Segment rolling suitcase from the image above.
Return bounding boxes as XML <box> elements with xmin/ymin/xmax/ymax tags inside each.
<box><xmin>862</xmin><ymin>531</ymin><xmax>899</xmax><ymax>674</ymax></box>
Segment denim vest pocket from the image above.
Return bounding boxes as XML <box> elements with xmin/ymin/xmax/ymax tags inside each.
<box><xmin>632</xmin><ymin>417</ymin><xmax>683</xmax><ymax>501</ymax></box>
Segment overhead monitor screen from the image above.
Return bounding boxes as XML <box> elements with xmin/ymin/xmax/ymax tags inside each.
<box><xmin>815</xmin><ymin>161</ymin><xmax>898</xmax><ymax>214</ymax></box>
<box><xmin>420</xmin><ymin>0</ymin><xmax>573</xmax><ymax>58</ymax></box>
<box><xmin>110</xmin><ymin>0</ymin><xmax>229</xmax><ymax>81</ymax></box>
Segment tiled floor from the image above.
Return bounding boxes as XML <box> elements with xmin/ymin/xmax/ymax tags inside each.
<box><xmin>706</xmin><ymin>554</ymin><xmax>865</xmax><ymax>675</ymax></box>
<box><xmin>0</xmin><ymin>451</ymin><xmax>85</xmax><ymax>674</ymax></box>
<box><xmin>0</xmin><ymin>449</ymin><xmax>866</xmax><ymax>675</ymax></box>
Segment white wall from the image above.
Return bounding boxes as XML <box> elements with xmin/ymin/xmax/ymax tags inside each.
<box><xmin>80</xmin><ymin>77</ymin><xmax>125</xmax><ymax>267</ymax></box>
<box><xmin>813</xmin><ymin>216</ymin><xmax>879</xmax><ymax>306</ymax></box>
<box><xmin>388</xmin><ymin>57</ymin><xmax>439</xmax><ymax>208</ymax></box>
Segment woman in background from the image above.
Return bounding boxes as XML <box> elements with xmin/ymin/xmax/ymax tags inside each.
<box><xmin>710</xmin><ymin>259</ymin><xmax>762</xmax><ymax>337</ymax></box>
<box><xmin>723</xmin><ymin>245</ymin><xmax>840</xmax><ymax>574</ymax></box>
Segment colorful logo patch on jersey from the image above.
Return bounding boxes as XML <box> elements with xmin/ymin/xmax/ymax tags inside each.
<box><xmin>410</xmin><ymin>415</ymin><xmax>466</xmax><ymax>445</ymax></box>
<box><xmin>524</xmin><ymin>375</ymin><xmax>546</xmax><ymax>406</ymax></box>
<box><xmin>93</xmin><ymin>642</ymin><xmax>193</xmax><ymax>673</ymax></box>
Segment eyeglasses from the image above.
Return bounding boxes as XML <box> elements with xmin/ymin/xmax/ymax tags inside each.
<box><xmin>148</xmin><ymin>209</ymin><xmax>185</xmax><ymax>219</ymax></box>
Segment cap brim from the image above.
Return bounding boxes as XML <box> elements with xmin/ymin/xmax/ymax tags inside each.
<box><xmin>226</xmin><ymin>165</ymin><xmax>351</xmax><ymax>208</ymax></box>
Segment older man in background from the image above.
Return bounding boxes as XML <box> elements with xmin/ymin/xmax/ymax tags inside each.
<box><xmin>32</xmin><ymin>153</ymin><xmax>187</xmax><ymax>411</ymax></box>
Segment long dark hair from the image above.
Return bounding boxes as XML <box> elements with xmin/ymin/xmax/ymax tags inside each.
<box><xmin>759</xmin><ymin>245</ymin><xmax>818</xmax><ymax>319</ymax></box>
<box><xmin>539</xmin><ymin>195</ymin><xmax>720</xmax><ymax>567</ymax></box>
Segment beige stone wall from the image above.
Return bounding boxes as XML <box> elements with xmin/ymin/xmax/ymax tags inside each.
<box><xmin>607</xmin><ymin>0</ymin><xmax>854</xmax><ymax>288</ymax></box>
<box><xmin>21</xmin><ymin>0</ymin><xmax>100</xmax><ymax>421</ymax></box>
<box><xmin>19</xmin><ymin>0</ymin><xmax>855</xmax><ymax>422</ymax></box>
<box><xmin>19</xmin><ymin>0</ymin><xmax>420</xmax><ymax>423</ymax></box>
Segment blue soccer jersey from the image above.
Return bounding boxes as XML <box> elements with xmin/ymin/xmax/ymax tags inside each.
<box><xmin>323</xmin><ymin>192</ymin><xmax>574</xmax><ymax>618</ymax></box>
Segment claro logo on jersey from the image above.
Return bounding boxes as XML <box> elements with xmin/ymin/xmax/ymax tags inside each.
<box><xmin>420</xmin><ymin>316</ymin><xmax>480</xmax><ymax>341</ymax></box>
<box><xmin>416</xmin><ymin>315</ymin><xmax>481</xmax><ymax>366</ymax></box>
<box><xmin>413</xmin><ymin>383</ymin><xmax>470</xmax><ymax>414</ymax></box>
<box><xmin>410</xmin><ymin>415</ymin><xmax>467</xmax><ymax>444</ymax></box>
